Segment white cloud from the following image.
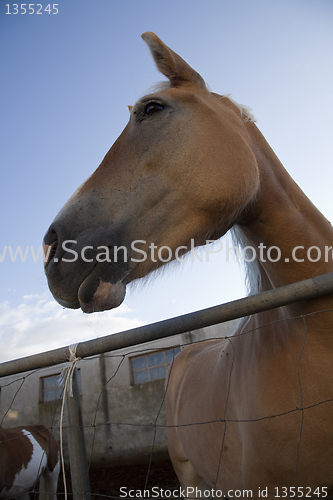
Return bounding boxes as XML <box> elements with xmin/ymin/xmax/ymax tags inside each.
<box><xmin>0</xmin><ymin>293</ymin><xmax>143</xmax><ymax>363</ymax></box>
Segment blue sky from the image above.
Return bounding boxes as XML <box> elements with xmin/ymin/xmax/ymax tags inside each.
<box><xmin>1</xmin><ymin>0</ymin><xmax>332</xmax><ymax>362</ymax></box>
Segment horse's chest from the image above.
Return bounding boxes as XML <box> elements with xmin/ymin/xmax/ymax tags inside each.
<box><xmin>0</xmin><ymin>430</ymin><xmax>47</xmax><ymax>499</ymax></box>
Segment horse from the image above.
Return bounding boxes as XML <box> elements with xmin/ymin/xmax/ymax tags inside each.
<box><xmin>0</xmin><ymin>425</ymin><xmax>60</xmax><ymax>500</ymax></box>
<box><xmin>43</xmin><ymin>33</ymin><xmax>333</xmax><ymax>496</ymax></box>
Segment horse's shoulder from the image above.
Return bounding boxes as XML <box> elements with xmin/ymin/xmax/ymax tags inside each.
<box><xmin>25</xmin><ymin>425</ymin><xmax>59</xmax><ymax>459</ymax></box>
<box><xmin>167</xmin><ymin>338</ymin><xmax>229</xmax><ymax>391</ymax></box>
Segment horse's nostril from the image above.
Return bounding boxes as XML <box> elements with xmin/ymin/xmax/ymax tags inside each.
<box><xmin>43</xmin><ymin>240</ymin><xmax>58</xmax><ymax>268</ymax></box>
<box><xmin>43</xmin><ymin>227</ymin><xmax>59</xmax><ymax>268</ymax></box>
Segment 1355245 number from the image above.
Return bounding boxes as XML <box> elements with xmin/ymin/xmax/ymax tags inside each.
<box><xmin>6</xmin><ymin>4</ymin><xmax>59</xmax><ymax>14</ymax></box>
<box><xmin>274</xmin><ymin>487</ymin><xmax>328</xmax><ymax>498</ymax></box>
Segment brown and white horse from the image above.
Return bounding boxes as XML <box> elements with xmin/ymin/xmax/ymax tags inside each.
<box><xmin>43</xmin><ymin>33</ymin><xmax>333</xmax><ymax>495</ymax></box>
<box><xmin>0</xmin><ymin>425</ymin><xmax>59</xmax><ymax>500</ymax></box>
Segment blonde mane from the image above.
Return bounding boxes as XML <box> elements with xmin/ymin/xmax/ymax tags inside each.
<box><xmin>226</xmin><ymin>95</ymin><xmax>256</xmax><ymax>122</ymax></box>
<box><xmin>230</xmin><ymin>226</ymin><xmax>262</xmax><ymax>296</ymax></box>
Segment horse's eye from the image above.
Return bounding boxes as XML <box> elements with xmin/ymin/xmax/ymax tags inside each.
<box><xmin>144</xmin><ymin>102</ymin><xmax>164</xmax><ymax>116</ymax></box>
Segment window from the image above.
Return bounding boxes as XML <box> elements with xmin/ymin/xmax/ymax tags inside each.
<box><xmin>40</xmin><ymin>373</ymin><xmax>63</xmax><ymax>402</ymax></box>
<box><xmin>130</xmin><ymin>347</ymin><xmax>181</xmax><ymax>385</ymax></box>
<box><xmin>40</xmin><ymin>369</ymin><xmax>81</xmax><ymax>402</ymax></box>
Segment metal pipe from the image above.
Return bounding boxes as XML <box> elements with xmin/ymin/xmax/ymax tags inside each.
<box><xmin>1</xmin><ymin>271</ymin><xmax>333</xmax><ymax>378</ymax></box>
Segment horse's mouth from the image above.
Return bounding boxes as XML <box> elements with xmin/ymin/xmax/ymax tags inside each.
<box><xmin>43</xmin><ymin>241</ymin><xmax>131</xmax><ymax>313</ymax></box>
<box><xmin>48</xmin><ymin>268</ymin><xmax>128</xmax><ymax>314</ymax></box>
<box><xmin>47</xmin><ymin>277</ymin><xmax>127</xmax><ymax>314</ymax></box>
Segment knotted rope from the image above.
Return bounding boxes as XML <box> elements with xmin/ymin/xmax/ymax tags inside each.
<box><xmin>59</xmin><ymin>344</ymin><xmax>81</xmax><ymax>500</ymax></box>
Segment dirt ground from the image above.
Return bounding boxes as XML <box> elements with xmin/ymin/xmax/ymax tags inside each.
<box><xmin>57</xmin><ymin>458</ymin><xmax>181</xmax><ymax>499</ymax></box>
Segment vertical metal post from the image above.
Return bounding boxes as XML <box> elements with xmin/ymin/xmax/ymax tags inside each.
<box><xmin>99</xmin><ymin>353</ymin><xmax>112</xmax><ymax>455</ymax></box>
<box><xmin>65</xmin><ymin>367</ymin><xmax>91</xmax><ymax>500</ymax></box>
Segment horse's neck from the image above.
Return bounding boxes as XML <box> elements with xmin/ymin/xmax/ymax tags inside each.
<box><xmin>235</xmin><ymin>121</ymin><xmax>333</xmax><ymax>320</ymax></box>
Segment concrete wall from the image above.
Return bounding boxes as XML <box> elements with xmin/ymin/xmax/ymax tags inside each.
<box><xmin>0</xmin><ymin>321</ymin><xmax>237</xmax><ymax>466</ymax></box>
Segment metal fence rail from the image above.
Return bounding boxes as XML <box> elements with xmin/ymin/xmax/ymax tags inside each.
<box><xmin>1</xmin><ymin>271</ymin><xmax>333</xmax><ymax>378</ymax></box>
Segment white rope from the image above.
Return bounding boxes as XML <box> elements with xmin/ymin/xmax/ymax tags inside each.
<box><xmin>59</xmin><ymin>344</ymin><xmax>81</xmax><ymax>500</ymax></box>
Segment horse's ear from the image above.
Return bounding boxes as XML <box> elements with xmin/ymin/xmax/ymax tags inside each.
<box><xmin>141</xmin><ymin>32</ymin><xmax>206</xmax><ymax>89</ymax></box>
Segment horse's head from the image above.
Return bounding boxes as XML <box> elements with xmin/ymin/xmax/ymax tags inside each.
<box><xmin>43</xmin><ymin>32</ymin><xmax>260</xmax><ymax>313</ymax></box>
